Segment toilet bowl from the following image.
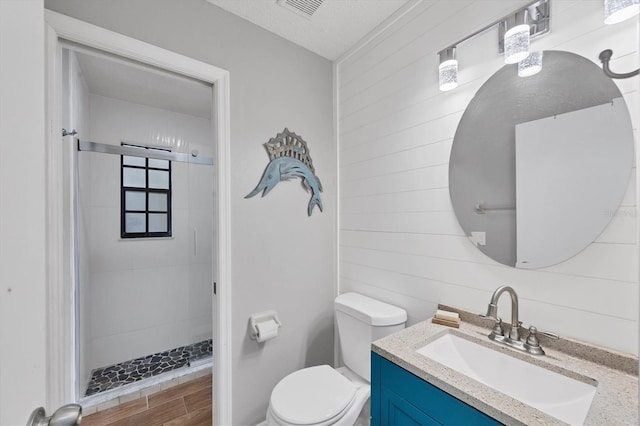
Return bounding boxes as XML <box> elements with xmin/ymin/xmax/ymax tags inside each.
<box><xmin>266</xmin><ymin>366</ymin><xmax>369</xmax><ymax>426</ymax></box>
<box><xmin>265</xmin><ymin>293</ymin><xmax>407</xmax><ymax>426</ymax></box>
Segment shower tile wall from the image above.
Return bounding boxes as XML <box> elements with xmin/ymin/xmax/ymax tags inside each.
<box><xmin>79</xmin><ymin>93</ymin><xmax>213</xmax><ymax>391</ymax></box>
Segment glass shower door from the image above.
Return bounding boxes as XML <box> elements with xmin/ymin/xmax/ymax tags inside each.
<box><xmin>185</xmin><ymin>141</ymin><xmax>215</xmax><ymax>367</ymax></box>
<box><xmin>77</xmin><ymin>143</ymin><xmax>214</xmax><ymax>398</ymax></box>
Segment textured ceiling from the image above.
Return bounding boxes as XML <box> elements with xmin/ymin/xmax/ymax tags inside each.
<box><xmin>205</xmin><ymin>0</ymin><xmax>412</xmax><ymax>60</ymax></box>
<box><xmin>75</xmin><ymin>51</ymin><xmax>213</xmax><ymax>119</ymax></box>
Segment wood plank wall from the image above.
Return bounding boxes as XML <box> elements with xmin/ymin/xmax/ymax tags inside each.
<box><xmin>337</xmin><ymin>0</ymin><xmax>639</xmax><ymax>354</ymax></box>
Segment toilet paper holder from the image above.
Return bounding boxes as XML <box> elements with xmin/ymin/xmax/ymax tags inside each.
<box><xmin>249</xmin><ymin>310</ymin><xmax>282</xmax><ymax>341</ymax></box>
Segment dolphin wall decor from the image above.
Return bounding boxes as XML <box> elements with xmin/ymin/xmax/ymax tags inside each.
<box><xmin>245</xmin><ymin>128</ymin><xmax>323</xmax><ymax>216</ymax></box>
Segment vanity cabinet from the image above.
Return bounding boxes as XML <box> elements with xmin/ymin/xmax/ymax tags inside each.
<box><xmin>371</xmin><ymin>352</ymin><xmax>502</xmax><ymax>425</ymax></box>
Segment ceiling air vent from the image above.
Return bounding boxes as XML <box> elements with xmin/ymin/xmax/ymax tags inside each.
<box><xmin>277</xmin><ymin>0</ymin><xmax>325</xmax><ymax>19</ymax></box>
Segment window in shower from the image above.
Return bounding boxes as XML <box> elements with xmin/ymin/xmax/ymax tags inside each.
<box><xmin>121</xmin><ymin>144</ymin><xmax>172</xmax><ymax>238</ymax></box>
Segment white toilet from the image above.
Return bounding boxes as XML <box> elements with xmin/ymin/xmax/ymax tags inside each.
<box><xmin>265</xmin><ymin>292</ymin><xmax>407</xmax><ymax>426</ymax></box>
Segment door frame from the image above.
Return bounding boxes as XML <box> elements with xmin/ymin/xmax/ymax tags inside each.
<box><xmin>44</xmin><ymin>10</ymin><xmax>232</xmax><ymax>425</ymax></box>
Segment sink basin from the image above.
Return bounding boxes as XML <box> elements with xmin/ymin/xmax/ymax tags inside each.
<box><xmin>416</xmin><ymin>333</ymin><xmax>596</xmax><ymax>425</ymax></box>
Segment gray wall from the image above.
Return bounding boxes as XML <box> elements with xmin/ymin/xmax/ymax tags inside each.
<box><xmin>45</xmin><ymin>1</ymin><xmax>336</xmax><ymax>424</ymax></box>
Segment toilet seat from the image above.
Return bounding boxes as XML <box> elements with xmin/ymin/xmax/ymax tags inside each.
<box><xmin>269</xmin><ymin>365</ymin><xmax>357</xmax><ymax>425</ymax></box>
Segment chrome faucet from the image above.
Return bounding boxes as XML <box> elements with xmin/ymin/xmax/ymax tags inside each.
<box><xmin>485</xmin><ymin>285</ymin><xmax>520</xmax><ymax>341</ymax></box>
<box><xmin>482</xmin><ymin>285</ymin><xmax>558</xmax><ymax>355</ymax></box>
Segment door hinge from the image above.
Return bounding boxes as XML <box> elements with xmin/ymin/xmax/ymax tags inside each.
<box><xmin>213</xmin><ymin>282</ymin><xmax>217</xmax><ymax>295</ymax></box>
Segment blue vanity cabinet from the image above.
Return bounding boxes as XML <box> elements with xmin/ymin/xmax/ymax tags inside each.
<box><xmin>371</xmin><ymin>352</ymin><xmax>503</xmax><ymax>426</ymax></box>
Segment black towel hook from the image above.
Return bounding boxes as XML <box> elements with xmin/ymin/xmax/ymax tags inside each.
<box><xmin>599</xmin><ymin>49</ymin><xmax>639</xmax><ymax>79</ymax></box>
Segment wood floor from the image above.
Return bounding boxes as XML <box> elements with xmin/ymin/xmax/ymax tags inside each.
<box><xmin>83</xmin><ymin>374</ymin><xmax>212</xmax><ymax>426</ymax></box>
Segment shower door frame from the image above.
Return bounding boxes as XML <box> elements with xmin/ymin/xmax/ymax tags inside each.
<box><xmin>44</xmin><ymin>10</ymin><xmax>232</xmax><ymax>425</ymax></box>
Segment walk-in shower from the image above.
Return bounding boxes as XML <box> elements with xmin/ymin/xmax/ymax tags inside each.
<box><xmin>61</xmin><ymin>46</ymin><xmax>215</xmax><ymax>400</ymax></box>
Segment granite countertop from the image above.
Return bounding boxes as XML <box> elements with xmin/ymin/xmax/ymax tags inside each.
<box><xmin>371</xmin><ymin>307</ymin><xmax>638</xmax><ymax>426</ymax></box>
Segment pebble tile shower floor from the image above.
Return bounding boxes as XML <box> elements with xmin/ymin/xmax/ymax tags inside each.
<box><xmin>85</xmin><ymin>339</ymin><xmax>212</xmax><ymax>396</ymax></box>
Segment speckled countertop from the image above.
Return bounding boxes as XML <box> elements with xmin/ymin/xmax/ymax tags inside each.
<box><xmin>372</xmin><ymin>306</ymin><xmax>638</xmax><ymax>426</ymax></box>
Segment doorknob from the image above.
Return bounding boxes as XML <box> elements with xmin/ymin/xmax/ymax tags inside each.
<box><xmin>27</xmin><ymin>404</ymin><xmax>82</xmax><ymax>426</ymax></box>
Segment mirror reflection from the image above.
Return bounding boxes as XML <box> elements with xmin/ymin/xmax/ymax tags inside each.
<box><xmin>449</xmin><ymin>50</ymin><xmax>634</xmax><ymax>268</ymax></box>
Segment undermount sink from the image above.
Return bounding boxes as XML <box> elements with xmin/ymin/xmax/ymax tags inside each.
<box><xmin>416</xmin><ymin>333</ymin><xmax>597</xmax><ymax>425</ymax></box>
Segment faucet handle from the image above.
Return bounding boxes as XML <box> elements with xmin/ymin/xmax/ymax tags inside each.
<box><xmin>525</xmin><ymin>326</ymin><xmax>540</xmax><ymax>347</ymax></box>
<box><xmin>538</xmin><ymin>329</ymin><xmax>559</xmax><ymax>340</ymax></box>
<box><xmin>479</xmin><ymin>313</ymin><xmax>504</xmax><ymax>337</ymax></box>
<box><xmin>491</xmin><ymin>317</ymin><xmax>505</xmax><ymax>337</ymax></box>
<box><xmin>525</xmin><ymin>326</ymin><xmax>559</xmax><ymax>347</ymax></box>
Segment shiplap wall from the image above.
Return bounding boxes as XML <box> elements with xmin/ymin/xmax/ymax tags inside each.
<box><xmin>337</xmin><ymin>0</ymin><xmax>639</xmax><ymax>354</ymax></box>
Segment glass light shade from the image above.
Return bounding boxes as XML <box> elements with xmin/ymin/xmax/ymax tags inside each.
<box><xmin>504</xmin><ymin>24</ymin><xmax>531</xmax><ymax>64</ymax></box>
<box><xmin>604</xmin><ymin>0</ymin><xmax>640</xmax><ymax>24</ymax></box>
<box><xmin>439</xmin><ymin>59</ymin><xmax>458</xmax><ymax>91</ymax></box>
<box><xmin>518</xmin><ymin>51</ymin><xmax>543</xmax><ymax>77</ymax></box>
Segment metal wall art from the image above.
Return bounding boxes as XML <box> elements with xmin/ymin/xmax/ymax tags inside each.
<box><xmin>245</xmin><ymin>128</ymin><xmax>323</xmax><ymax>216</ymax></box>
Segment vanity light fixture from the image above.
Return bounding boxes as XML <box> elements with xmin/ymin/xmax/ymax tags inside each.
<box><xmin>598</xmin><ymin>49</ymin><xmax>640</xmax><ymax>79</ymax></box>
<box><xmin>504</xmin><ymin>10</ymin><xmax>531</xmax><ymax>64</ymax></box>
<box><xmin>604</xmin><ymin>0</ymin><xmax>640</xmax><ymax>24</ymax></box>
<box><xmin>518</xmin><ymin>51</ymin><xmax>543</xmax><ymax>77</ymax></box>
<box><xmin>436</xmin><ymin>0</ymin><xmax>549</xmax><ymax>91</ymax></box>
<box><xmin>438</xmin><ymin>47</ymin><xmax>458</xmax><ymax>91</ymax></box>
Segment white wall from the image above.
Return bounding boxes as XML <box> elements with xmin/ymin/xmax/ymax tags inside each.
<box><xmin>44</xmin><ymin>1</ymin><xmax>336</xmax><ymax>424</ymax></box>
<box><xmin>337</xmin><ymin>0</ymin><xmax>639</xmax><ymax>354</ymax></box>
<box><xmin>80</xmin><ymin>94</ymin><xmax>213</xmax><ymax>375</ymax></box>
<box><xmin>0</xmin><ymin>0</ymin><xmax>47</xmax><ymax>423</ymax></box>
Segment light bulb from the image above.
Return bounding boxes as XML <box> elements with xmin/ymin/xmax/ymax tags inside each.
<box><xmin>518</xmin><ymin>51</ymin><xmax>543</xmax><ymax>77</ymax></box>
<box><xmin>504</xmin><ymin>24</ymin><xmax>531</xmax><ymax>64</ymax></box>
<box><xmin>604</xmin><ymin>0</ymin><xmax>640</xmax><ymax>24</ymax></box>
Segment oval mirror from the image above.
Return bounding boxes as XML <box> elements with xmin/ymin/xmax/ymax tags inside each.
<box><xmin>449</xmin><ymin>50</ymin><xmax>634</xmax><ymax>269</ymax></box>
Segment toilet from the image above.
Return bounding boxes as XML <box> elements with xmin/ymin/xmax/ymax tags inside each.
<box><xmin>265</xmin><ymin>292</ymin><xmax>407</xmax><ymax>426</ymax></box>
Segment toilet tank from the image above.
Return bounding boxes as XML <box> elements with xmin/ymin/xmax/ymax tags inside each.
<box><xmin>335</xmin><ymin>293</ymin><xmax>407</xmax><ymax>382</ymax></box>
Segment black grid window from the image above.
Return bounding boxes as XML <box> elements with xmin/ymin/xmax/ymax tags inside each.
<box><xmin>121</xmin><ymin>144</ymin><xmax>172</xmax><ymax>238</ymax></box>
